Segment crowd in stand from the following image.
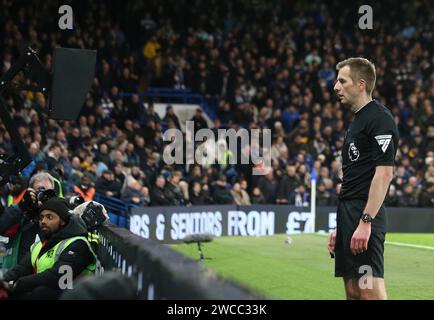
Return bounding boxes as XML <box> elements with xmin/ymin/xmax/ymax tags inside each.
<box><xmin>0</xmin><ymin>0</ymin><xmax>433</xmax><ymax>208</ymax></box>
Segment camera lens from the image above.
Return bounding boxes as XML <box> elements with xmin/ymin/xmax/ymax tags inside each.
<box><xmin>37</xmin><ymin>189</ymin><xmax>57</xmax><ymax>203</ymax></box>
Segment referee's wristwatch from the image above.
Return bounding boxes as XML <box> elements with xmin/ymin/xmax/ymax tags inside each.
<box><xmin>360</xmin><ymin>213</ymin><xmax>374</xmax><ymax>223</ymax></box>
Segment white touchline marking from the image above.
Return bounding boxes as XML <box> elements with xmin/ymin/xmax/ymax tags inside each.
<box><xmin>385</xmin><ymin>241</ymin><xmax>434</xmax><ymax>251</ymax></box>
<box><xmin>314</xmin><ymin>233</ymin><xmax>434</xmax><ymax>251</ymax></box>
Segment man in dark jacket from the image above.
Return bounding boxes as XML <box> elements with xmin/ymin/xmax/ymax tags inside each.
<box><xmin>190</xmin><ymin>108</ymin><xmax>208</xmax><ymax>132</ymax></box>
<box><xmin>419</xmin><ymin>182</ymin><xmax>434</xmax><ymax>207</ymax></box>
<box><xmin>162</xmin><ymin>105</ymin><xmax>181</xmax><ymax>129</ymax></box>
<box><xmin>150</xmin><ymin>176</ymin><xmax>172</xmax><ymax>206</ymax></box>
<box><xmin>276</xmin><ymin>165</ymin><xmax>300</xmax><ymax>204</ymax></box>
<box><xmin>212</xmin><ymin>175</ymin><xmax>234</xmax><ymax>204</ymax></box>
<box><xmin>256</xmin><ymin>169</ymin><xmax>278</xmax><ymax>204</ymax></box>
<box><xmin>121</xmin><ymin>179</ymin><xmax>147</xmax><ymax>205</ymax></box>
<box><xmin>1</xmin><ymin>197</ymin><xmax>95</xmax><ymax>299</ymax></box>
<box><xmin>164</xmin><ymin>171</ymin><xmax>185</xmax><ymax>206</ymax></box>
<box><xmin>95</xmin><ymin>170</ymin><xmax>122</xmax><ymax>198</ymax></box>
<box><xmin>189</xmin><ymin>182</ymin><xmax>210</xmax><ymax>205</ymax></box>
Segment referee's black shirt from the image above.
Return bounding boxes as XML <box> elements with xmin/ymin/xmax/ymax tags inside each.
<box><xmin>339</xmin><ymin>100</ymin><xmax>399</xmax><ymax>200</ymax></box>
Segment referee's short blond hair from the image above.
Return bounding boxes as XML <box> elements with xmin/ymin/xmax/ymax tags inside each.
<box><xmin>336</xmin><ymin>57</ymin><xmax>376</xmax><ymax>95</ymax></box>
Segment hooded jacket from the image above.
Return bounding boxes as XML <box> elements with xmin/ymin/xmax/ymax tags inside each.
<box><xmin>3</xmin><ymin>215</ymin><xmax>95</xmax><ymax>294</ymax></box>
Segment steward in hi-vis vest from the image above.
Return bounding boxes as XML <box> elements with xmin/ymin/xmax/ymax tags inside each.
<box><xmin>1</xmin><ymin>197</ymin><xmax>96</xmax><ymax>299</ymax></box>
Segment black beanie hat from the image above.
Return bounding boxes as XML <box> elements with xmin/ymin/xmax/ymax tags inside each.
<box><xmin>39</xmin><ymin>197</ymin><xmax>71</xmax><ymax>222</ymax></box>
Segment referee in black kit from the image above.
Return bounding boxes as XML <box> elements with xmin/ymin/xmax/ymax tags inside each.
<box><xmin>327</xmin><ymin>58</ymin><xmax>399</xmax><ymax>300</ymax></box>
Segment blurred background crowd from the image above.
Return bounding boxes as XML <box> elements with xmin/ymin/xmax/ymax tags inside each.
<box><xmin>0</xmin><ymin>0</ymin><xmax>433</xmax><ymax>208</ymax></box>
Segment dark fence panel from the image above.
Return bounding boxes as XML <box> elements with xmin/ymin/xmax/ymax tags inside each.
<box><xmin>98</xmin><ymin>223</ymin><xmax>263</xmax><ymax>300</ymax></box>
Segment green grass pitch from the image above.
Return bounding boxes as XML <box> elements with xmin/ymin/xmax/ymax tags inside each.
<box><xmin>171</xmin><ymin>233</ymin><xmax>434</xmax><ymax>299</ymax></box>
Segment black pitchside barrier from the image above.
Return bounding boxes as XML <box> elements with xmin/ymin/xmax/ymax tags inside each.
<box><xmin>97</xmin><ymin>223</ymin><xmax>264</xmax><ymax>300</ymax></box>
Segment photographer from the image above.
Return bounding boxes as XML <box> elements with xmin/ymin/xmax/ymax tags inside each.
<box><xmin>1</xmin><ymin>197</ymin><xmax>96</xmax><ymax>299</ymax></box>
<box><xmin>0</xmin><ymin>172</ymin><xmax>57</xmax><ymax>271</ymax></box>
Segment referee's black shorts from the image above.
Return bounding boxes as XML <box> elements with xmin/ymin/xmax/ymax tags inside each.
<box><xmin>335</xmin><ymin>199</ymin><xmax>387</xmax><ymax>279</ymax></box>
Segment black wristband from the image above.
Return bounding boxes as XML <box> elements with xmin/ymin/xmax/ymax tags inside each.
<box><xmin>360</xmin><ymin>213</ymin><xmax>374</xmax><ymax>223</ymax></box>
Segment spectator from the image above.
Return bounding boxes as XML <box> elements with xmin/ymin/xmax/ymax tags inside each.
<box><xmin>70</xmin><ymin>156</ymin><xmax>84</xmax><ymax>185</ymax></box>
<box><xmin>212</xmin><ymin>175</ymin><xmax>234</xmax><ymax>204</ymax></box>
<box><xmin>397</xmin><ymin>184</ymin><xmax>419</xmax><ymax>207</ymax></box>
<box><xmin>29</xmin><ymin>142</ymin><xmax>46</xmax><ymax>163</ymax></box>
<box><xmin>317</xmin><ymin>182</ymin><xmax>331</xmax><ymax>206</ymax></box>
<box><xmin>150</xmin><ymin>176</ymin><xmax>171</xmax><ymax>206</ymax></box>
<box><xmin>142</xmin><ymin>103</ymin><xmax>161</xmax><ymax>124</ymax></box>
<box><xmin>67</xmin><ymin>128</ymin><xmax>83</xmax><ymax>153</ymax></box>
<box><xmin>187</xmin><ymin>164</ymin><xmax>203</xmax><ymax>185</ymax></box>
<box><xmin>45</xmin><ymin>143</ymin><xmax>62</xmax><ymax>171</ymax></box>
<box><xmin>113</xmin><ymin>163</ymin><xmax>127</xmax><ymax>186</ymax></box>
<box><xmin>239</xmin><ymin>179</ymin><xmax>249</xmax><ymax>195</ymax></box>
<box><xmin>126</xmin><ymin>95</ymin><xmax>143</xmax><ymax>121</ymax></box>
<box><xmin>164</xmin><ymin>171</ymin><xmax>186</xmax><ymax>206</ymax></box>
<box><xmin>95</xmin><ymin>170</ymin><xmax>122</xmax><ymax>198</ymax></box>
<box><xmin>407</xmin><ymin>176</ymin><xmax>422</xmax><ymax>201</ymax></box>
<box><xmin>418</xmin><ymin>182</ymin><xmax>434</xmax><ymax>207</ymax></box>
<box><xmin>121</xmin><ymin>179</ymin><xmax>146</xmax><ymax>206</ymax></box>
<box><xmin>276</xmin><ymin>165</ymin><xmax>300</xmax><ymax>204</ymax></box>
<box><xmin>73</xmin><ymin>176</ymin><xmax>95</xmax><ymax>202</ymax></box>
<box><xmin>190</xmin><ymin>108</ymin><xmax>208</xmax><ymax>132</ymax></box>
<box><xmin>251</xmin><ymin>187</ymin><xmax>266</xmax><ymax>204</ymax></box>
<box><xmin>230</xmin><ymin>182</ymin><xmax>251</xmax><ymax>205</ymax></box>
<box><xmin>291</xmin><ymin>185</ymin><xmax>310</xmax><ymax>207</ymax></box>
<box><xmin>256</xmin><ymin>169</ymin><xmax>278</xmax><ymax>204</ymax></box>
<box><xmin>143</xmin><ymin>35</ymin><xmax>161</xmax><ymax>60</ymax></box>
<box><xmin>125</xmin><ymin>143</ymin><xmax>140</xmax><ymax>166</ymax></box>
<box><xmin>189</xmin><ymin>182</ymin><xmax>208</xmax><ymax>205</ymax></box>
<box><xmin>142</xmin><ymin>154</ymin><xmax>159</xmax><ymax>185</ymax></box>
<box><xmin>329</xmin><ymin>183</ymin><xmax>341</xmax><ymax>206</ymax></box>
<box><xmin>140</xmin><ymin>186</ymin><xmax>151</xmax><ymax>206</ymax></box>
<box><xmin>385</xmin><ymin>184</ymin><xmax>399</xmax><ymax>207</ymax></box>
<box><xmin>271</xmin><ymin>136</ymin><xmax>288</xmax><ymax>162</ymax></box>
<box><xmin>163</xmin><ymin>105</ymin><xmax>181</xmax><ymax>129</ymax></box>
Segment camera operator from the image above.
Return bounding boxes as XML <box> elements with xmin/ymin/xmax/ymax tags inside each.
<box><xmin>0</xmin><ymin>172</ymin><xmax>58</xmax><ymax>271</ymax></box>
<box><xmin>1</xmin><ymin>197</ymin><xmax>96</xmax><ymax>299</ymax></box>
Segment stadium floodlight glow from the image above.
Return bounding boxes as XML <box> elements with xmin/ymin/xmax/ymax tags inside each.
<box><xmin>0</xmin><ymin>46</ymin><xmax>96</xmax><ymax>186</ymax></box>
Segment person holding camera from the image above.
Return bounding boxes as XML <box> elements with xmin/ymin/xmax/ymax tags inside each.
<box><xmin>1</xmin><ymin>197</ymin><xmax>96</xmax><ymax>299</ymax></box>
<box><xmin>0</xmin><ymin>172</ymin><xmax>57</xmax><ymax>271</ymax></box>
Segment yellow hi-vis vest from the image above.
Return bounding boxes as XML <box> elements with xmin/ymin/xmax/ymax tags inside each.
<box><xmin>7</xmin><ymin>190</ymin><xmax>26</xmax><ymax>207</ymax></box>
<box><xmin>30</xmin><ymin>236</ymin><xmax>96</xmax><ymax>275</ymax></box>
<box><xmin>52</xmin><ymin>177</ymin><xmax>64</xmax><ymax>198</ymax></box>
<box><xmin>87</xmin><ymin>231</ymin><xmax>99</xmax><ymax>246</ymax></box>
<box><xmin>220</xmin><ymin>149</ymin><xmax>234</xmax><ymax>170</ymax></box>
